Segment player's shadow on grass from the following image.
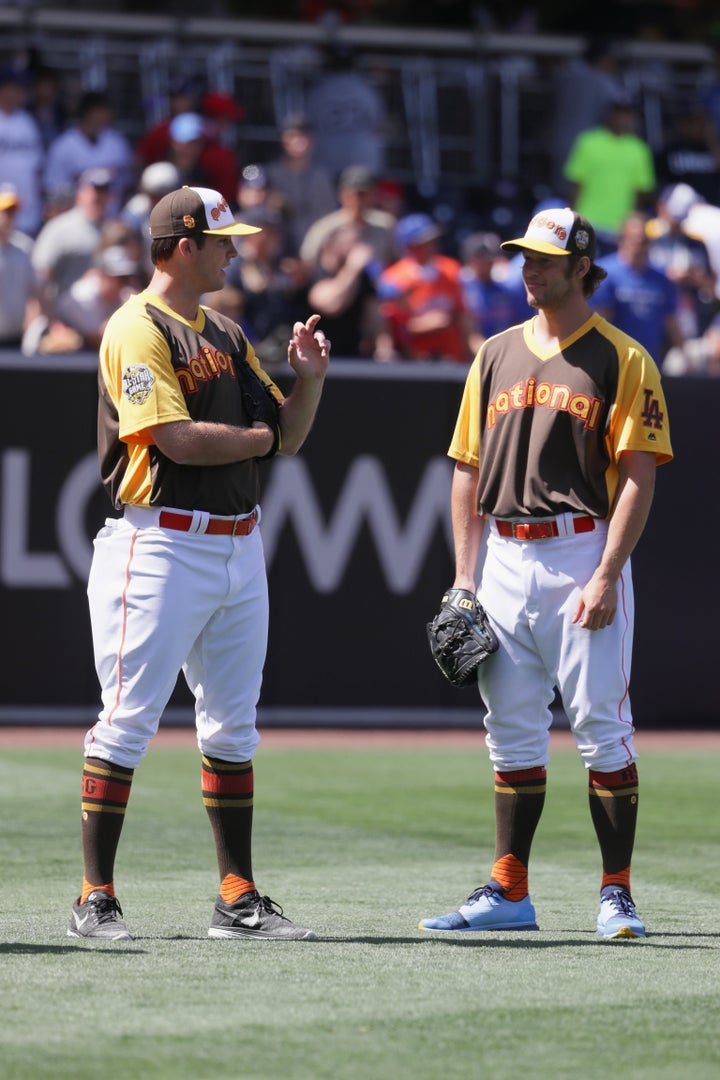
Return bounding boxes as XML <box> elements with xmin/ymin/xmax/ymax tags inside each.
<box><xmin>0</xmin><ymin>942</ymin><xmax>148</xmax><ymax>954</ymax></box>
<box><xmin>415</xmin><ymin>934</ymin><xmax>719</xmax><ymax>949</ymax></box>
<box><xmin>313</xmin><ymin>935</ymin><xmax>547</xmax><ymax>946</ymax></box>
<box><xmin>314</xmin><ymin>934</ymin><xmax>719</xmax><ymax>949</ymax></box>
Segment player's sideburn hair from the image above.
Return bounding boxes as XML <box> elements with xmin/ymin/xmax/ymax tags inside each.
<box><xmin>150</xmin><ymin>232</ymin><xmax>208</xmax><ymax>265</ymax></box>
<box><xmin>566</xmin><ymin>253</ymin><xmax>608</xmax><ymax>298</ymax></box>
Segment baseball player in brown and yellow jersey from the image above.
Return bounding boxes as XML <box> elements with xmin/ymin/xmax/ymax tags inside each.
<box><xmin>68</xmin><ymin>186</ymin><xmax>329</xmax><ymax>942</ymax></box>
<box><xmin>419</xmin><ymin>208</ymin><xmax>672</xmax><ymax>940</ymax></box>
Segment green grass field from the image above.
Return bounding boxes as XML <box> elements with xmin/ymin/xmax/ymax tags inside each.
<box><xmin>1</xmin><ymin>735</ymin><xmax>719</xmax><ymax>1080</ymax></box>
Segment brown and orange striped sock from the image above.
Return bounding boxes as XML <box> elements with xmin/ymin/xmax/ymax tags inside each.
<box><xmin>201</xmin><ymin>755</ymin><xmax>255</xmax><ymax>886</ymax></box>
<box><xmin>79</xmin><ymin>757</ymin><xmax>133</xmax><ymax>899</ymax></box>
<box><xmin>220</xmin><ymin>873</ymin><xmax>256</xmax><ymax>904</ymax></box>
<box><xmin>491</xmin><ymin>766</ymin><xmax>546</xmax><ymax>900</ymax></box>
<box><xmin>80</xmin><ymin>879</ymin><xmax>115</xmax><ymax>904</ymax></box>
<box><xmin>490</xmin><ymin>853</ymin><xmax>529</xmax><ymax>901</ymax></box>
<box><xmin>601</xmin><ymin>866</ymin><xmax>632</xmax><ymax>893</ymax></box>
<box><xmin>588</xmin><ymin>764</ymin><xmax>639</xmax><ymax>894</ymax></box>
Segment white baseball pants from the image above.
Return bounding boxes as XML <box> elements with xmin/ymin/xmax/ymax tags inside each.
<box><xmin>85</xmin><ymin>512</ymin><xmax>267</xmax><ymax>768</ymax></box>
<box><xmin>477</xmin><ymin>520</ymin><xmax>637</xmax><ymax>772</ymax></box>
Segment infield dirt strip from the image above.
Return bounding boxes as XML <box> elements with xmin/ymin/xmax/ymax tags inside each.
<box><xmin>0</xmin><ymin>727</ymin><xmax>718</xmax><ymax>751</ymax></box>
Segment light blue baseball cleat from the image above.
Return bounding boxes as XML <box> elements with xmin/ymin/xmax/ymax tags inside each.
<box><xmin>418</xmin><ymin>884</ymin><xmax>539</xmax><ymax>932</ymax></box>
<box><xmin>596</xmin><ymin>887</ymin><xmax>646</xmax><ymax>940</ymax></box>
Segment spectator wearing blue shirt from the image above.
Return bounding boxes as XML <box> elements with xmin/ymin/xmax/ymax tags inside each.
<box><xmin>590</xmin><ymin>212</ymin><xmax>686</xmax><ymax>364</ymax></box>
<box><xmin>459</xmin><ymin>231</ymin><xmax>527</xmax><ymax>351</ymax></box>
<box><xmin>647</xmin><ymin>185</ymin><xmax>716</xmax><ymax>340</ymax></box>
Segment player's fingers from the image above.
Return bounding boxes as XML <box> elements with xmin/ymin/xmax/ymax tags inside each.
<box><xmin>588</xmin><ymin>607</ymin><xmax>614</xmax><ymax>630</ymax></box>
<box><xmin>292</xmin><ymin>315</ymin><xmax>321</xmax><ymax>339</ymax></box>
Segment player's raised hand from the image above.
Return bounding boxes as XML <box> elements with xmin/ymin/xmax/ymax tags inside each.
<box><xmin>288</xmin><ymin>314</ymin><xmax>330</xmax><ymax>380</ymax></box>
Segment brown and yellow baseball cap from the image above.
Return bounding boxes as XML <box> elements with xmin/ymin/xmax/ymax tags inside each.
<box><xmin>149</xmin><ymin>185</ymin><xmax>261</xmax><ymax>239</ymax></box>
<box><xmin>501</xmin><ymin>207</ymin><xmax>596</xmax><ymax>259</ymax></box>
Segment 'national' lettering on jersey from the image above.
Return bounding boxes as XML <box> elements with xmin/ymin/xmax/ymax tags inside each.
<box><xmin>175</xmin><ymin>346</ymin><xmax>235</xmax><ymax>393</ymax></box>
<box><xmin>486</xmin><ymin>377</ymin><xmax>603</xmax><ymax>431</ymax></box>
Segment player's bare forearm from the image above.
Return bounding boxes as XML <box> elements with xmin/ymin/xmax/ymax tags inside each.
<box><xmin>451</xmin><ymin>461</ymin><xmax>484</xmax><ymax>591</ymax></box>
<box><xmin>600</xmin><ymin>450</ymin><xmax>657</xmax><ymax>581</ymax></box>
<box><xmin>148</xmin><ymin>418</ymin><xmax>275</xmax><ymax>464</ymax></box>
<box><xmin>573</xmin><ymin>450</ymin><xmax>656</xmax><ymax>629</ymax></box>
<box><xmin>279</xmin><ymin>314</ymin><xmax>331</xmax><ymax>455</ymax></box>
<box><xmin>277</xmin><ymin>376</ymin><xmax>326</xmax><ymax>455</ymax></box>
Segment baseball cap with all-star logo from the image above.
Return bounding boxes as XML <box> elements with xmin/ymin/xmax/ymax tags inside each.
<box><xmin>501</xmin><ymin>207</ymin><xmax>596</xmax><ymax>260</ymax></box>
<box><xmin>149</xmin><ymin>186</ymin><xmax>262</xmax><ymax>239</ymax></box>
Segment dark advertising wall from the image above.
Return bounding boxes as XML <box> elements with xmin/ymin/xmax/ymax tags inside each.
<box><xmin>0</xmin><ymin>353</ymin><xmax>716</xmax><ymax>728</ymax></box>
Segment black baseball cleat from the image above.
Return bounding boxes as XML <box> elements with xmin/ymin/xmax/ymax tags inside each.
<box><xmin>208</xmin><ymin>890</ymin><xmax>317</xmax><ymax>940</ymax></box>
<box><xmin>67</xmin><ymin>890</ymin><xmax>134</xmax><ymax>941</ymax></box>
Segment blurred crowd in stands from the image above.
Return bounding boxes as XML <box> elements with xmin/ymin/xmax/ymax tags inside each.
<box><xmin>4</xmin><ymin>33</ymin><xmax>720</xmax><ymax>376</ymax></box>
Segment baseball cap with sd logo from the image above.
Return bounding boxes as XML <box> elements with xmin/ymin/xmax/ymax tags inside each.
<box><xmin>149</xmin><ymin>186</ymin><xmax>261</xmax><ymax>239</ymax></box>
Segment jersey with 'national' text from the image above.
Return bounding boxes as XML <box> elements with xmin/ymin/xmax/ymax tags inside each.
<box><xmin>449</xmin><ymin>311</ymin><xmax>673</xmax><ymax>519</ymax></box>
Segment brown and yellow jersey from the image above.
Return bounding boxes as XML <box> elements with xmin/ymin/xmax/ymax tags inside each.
<box><xmin>449</xmin><ymin>312</ymin><xmax>673</xmax><ymax>519</ymax></box>
<box><xmin>97</xmin><ymin>289</ymin><xmax>284</xmax><ymax>515</ymax></box>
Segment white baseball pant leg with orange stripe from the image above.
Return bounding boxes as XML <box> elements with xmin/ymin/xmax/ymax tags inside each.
<box><xmin>84</xmin><ymin>514</ymin><xmax>267</xmax><ymax>768</ymax></box>
<box><xmin>476</xmin><ymin>519</ymin><xmax>637</xmax><ymax>772</ymax></box>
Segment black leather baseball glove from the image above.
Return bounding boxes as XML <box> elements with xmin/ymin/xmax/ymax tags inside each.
<box><xmin>426</xmin><ymin>588</ymin><xmax>499</xmax><ymax>688</ymax></box>
<box><xmin>236</xmin><ymin>358</ymin><xmax>282</xmax><ymax>460</ymax></box>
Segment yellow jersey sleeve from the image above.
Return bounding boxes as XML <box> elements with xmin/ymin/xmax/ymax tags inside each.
<box><xmin>448</xmin><ymin>353</ymin><xmax>481</xmax><ymax>467</ymax></box>
<box><xmin>100</xmin><ymin>295</ymin><xmax>190</xmax><ymax>445</ymax></box>
<box><xmin>603</xmin><ymin>331</ymin><xmax>673</xmax><ymax>466</ymax></box>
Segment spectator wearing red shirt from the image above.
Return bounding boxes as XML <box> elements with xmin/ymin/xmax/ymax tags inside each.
<box><xmin>377</xmin><ymin>213</ymin><xmax>474</xmax><ymax>362</ymax></box>
<box><xmin>134</xmin><ymin>78</ymin><xmax>202</xmax><ymax>167</ymax></box>
<box><xmin>136</xmin><ymin>91</ymin><xmax>242</xmax><ymax>204</ymax></box>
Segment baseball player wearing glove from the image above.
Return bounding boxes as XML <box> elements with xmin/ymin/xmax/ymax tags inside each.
<box><xmin>418</xmin><ymin>207</ymin><xmax>673</xmax><ymax>940</ymax></box>
<box><xmin>426</xmin><ymin>587</ymin><xmax>498</xmax><ymax>688</ymax></box>
<box><xmin>68</xmin><ymin>186</ymin><xmax>330</xmax><ymax>942</ymax></box>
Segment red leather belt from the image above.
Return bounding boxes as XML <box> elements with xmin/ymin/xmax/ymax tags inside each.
<box><xmin>495</xmin><ymin>516</ymin><xmax>596</xmax><ymax>541</ymax></box>
<box><xmin>158</xmin><ymin>509</ymin><xmax>258</xmax><ymax>536</ymax></box>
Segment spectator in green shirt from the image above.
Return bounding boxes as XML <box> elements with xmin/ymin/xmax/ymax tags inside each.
<box><xmin>563</xmin><ymin>93</ymin><xmax>656</xmax><ymax>250</ymax></box>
